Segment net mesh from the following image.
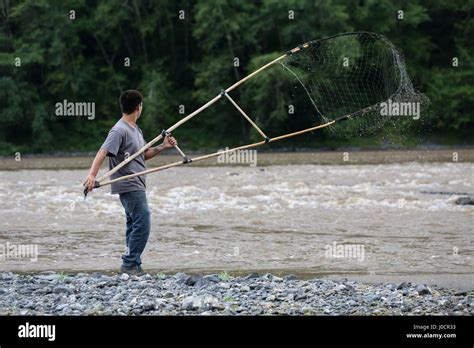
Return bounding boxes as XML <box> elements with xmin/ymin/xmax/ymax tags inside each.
<box><xmin>240</xmin><ymin>32</ymin><xmax>428</xmax><ymax>143</ymax></box>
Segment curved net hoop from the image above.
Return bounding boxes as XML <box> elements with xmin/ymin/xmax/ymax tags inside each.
<box><xmin>277</xmin><ymin>31</ymin><xmax>428</xmax><ymax>137</ymax></box>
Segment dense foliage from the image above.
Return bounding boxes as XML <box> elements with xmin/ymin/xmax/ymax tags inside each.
<box><xmin>1</xmin><ymin>0</ymin><xmax>473</xmax><ymax>154</ymax></box>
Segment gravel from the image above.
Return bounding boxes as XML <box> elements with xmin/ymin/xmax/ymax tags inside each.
<box><xmin>0</xmin><ymin>272</ymin><xmax>471</xmax><ymax>316</ymax></box>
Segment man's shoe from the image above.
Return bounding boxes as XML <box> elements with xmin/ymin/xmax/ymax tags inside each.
<box><xmin>120</xmin><ymin>265</ymin><xmax>145</xmax><ymax>276</ymax></box>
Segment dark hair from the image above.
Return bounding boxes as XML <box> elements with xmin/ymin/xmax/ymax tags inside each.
<box><xmin>119</xmin><ymin>90</ymin><xmax>143</xmax><ymax>114</ymax></box>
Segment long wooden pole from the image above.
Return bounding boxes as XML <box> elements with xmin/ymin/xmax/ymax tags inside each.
<box><xmin>224</xmin><ymin>54</ymin><xmax>286</xmax><ymax>94</ymax></box>
<box><xmin>96</xmin><ymin>54</ymin><xmax>288</xmax><ymax>184</ymax></box>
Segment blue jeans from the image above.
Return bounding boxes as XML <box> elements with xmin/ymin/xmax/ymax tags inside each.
<box><xmin>119</xmin><ymin>190</ymin><xmax>151</xmax><ymax>268</ymax></box>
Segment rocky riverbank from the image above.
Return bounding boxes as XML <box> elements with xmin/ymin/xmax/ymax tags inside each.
<box><xmin>0</xmin><ymin>272</ymin><xmax>471</xmax><ymax>316</ymax></box>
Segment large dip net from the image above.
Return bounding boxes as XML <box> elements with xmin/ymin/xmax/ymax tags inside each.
<box><xmin>90</xmin><ymin>31</ymin><xmax>428</xmax><ymax>195</ymax></box>
<box><xmin>242</xmin><ymin>31</ymin><xmax>428</xmax><ymax>140</ymax></box>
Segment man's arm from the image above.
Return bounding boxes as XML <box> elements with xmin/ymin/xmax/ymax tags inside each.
<box><xmin>84</xmin><ymin>148</ymin><xmax>108</xmax><ymax>191</ymax></box>
<box><xmin>144</xmin><ymin>135</ymin><xmax>177</xmax><ymax>160</ymax></box>
<box><xmin>144</xmin><ymin>144</ymin><xmax>167</xmax><ymax>160</ymax></box>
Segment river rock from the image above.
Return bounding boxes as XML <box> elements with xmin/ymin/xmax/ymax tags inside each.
<box><xmin>284</xmin><ymin>275</ymin><xmax>298</xmax><ymax>281</ymax></box>
<box><xmin>454</xmin><ymin>196</ymin><xmax>474</xmax><ymax>205</ymax></box>
<box><xmin>182</xmin><ymin>295</ymin><xmax>224</xmax><ymax>311</ymax></box>
<box><xmin>53</xmin><ymin>285</ymin><xmax>71</xmax><ymax>294</ymax></box>
<box><xmin>396</xmin><ymin>281</ymin><xmax>413</xmax><ymax>290</ymax></box>
<box><xmin>175</xmin><ymin>273</ymin><xmax>199</xmax><ymax>286</ymax></box>
<box><xmin>56</xmin><ymin>303</ymin><xmax>69</xmax><ymax>311</ymax></box>
<box><xmin>241</xmin><ymin>285</ymin><xmax>250</xmax><ymax>292</ymax></box>
<box><xmin>35</xmin><ymin>274</ymin><xmax>60</xmax><ymax>281</ymax></box>
<box><xmin>195</xmin><ymin>274</ymin><xmax>220</xmax><ymax>287</ymax></box>
<box><xmin>416</xmin><ymin>284</ymin><xmax>432</xmax><ymax>295</ymax></box>
<box><xmin>243</xmin><ymin>273</ymin><xmax>260</xmax><ymax>280</ymax></box>
<box><xmin>368</xmin><ymin>294</ymin><xmax>382</xmax><ymax>302</ymax></box>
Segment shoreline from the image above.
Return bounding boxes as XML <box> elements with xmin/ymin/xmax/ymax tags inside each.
<box><xmin>1</xmin><ymin>272</ymin><xmax>471</xmax><ymax>316</ymax></box>
<box><xmin>6</xmin><ymin>269</ymin><xmax>473</xmax><ymax>291</ymax></box>
<box><xmin>0</xmin><ymin>149</ymin><xmax>473</xmax><ymax>170</ymax></box>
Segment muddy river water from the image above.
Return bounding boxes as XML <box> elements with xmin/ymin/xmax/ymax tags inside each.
<box><xmin>0</xmin><ymin>153</ymin><xmax>472</xmax><ymax>288</ymax></box>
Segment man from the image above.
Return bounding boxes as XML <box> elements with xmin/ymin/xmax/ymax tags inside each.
<box><xmin>84</xmin><ymin>90</ymin><xmax>177</xmax><ymax>276</ymax></box>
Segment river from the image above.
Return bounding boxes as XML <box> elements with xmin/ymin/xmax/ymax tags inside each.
<box><xmin>0</xmin><ymin>152</ymin><xmax>472</xmax><ymax>288</ymax></box>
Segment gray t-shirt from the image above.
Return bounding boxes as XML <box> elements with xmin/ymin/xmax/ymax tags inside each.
<box><xmin>101</xmin><ymin>119</ymin><xmax>147</xmax><ymax>194</ymax></box>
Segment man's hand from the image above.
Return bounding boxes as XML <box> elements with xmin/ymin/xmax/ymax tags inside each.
<box><xmin>144</xmin><ymin>136</ymin><xmax>178</xmax><ymax>160</ymax></box>
<box><xmin>162</xmin><ymin>135</ymin><xmax>177</xmax><ymax>149</ymax></box>
<box><xmin>83</xmin><ymin>149</ymin><xmax>107</xmax><ymax>193</ymax></box>
<box><xmin>83</xmin><ymin>174</ymin><xmax>97</xmax><ymax>192</ymax></box>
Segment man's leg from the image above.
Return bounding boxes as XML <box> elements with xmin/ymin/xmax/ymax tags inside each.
<box><xmin>119</xmin><ymin>191</ymin><xmax>151</xmax><ymax>268</ymax></box>
<box><xmin>123</xmin><ymin>210</ymin><xmax>133</xmax><ymax>263</ymax></box>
